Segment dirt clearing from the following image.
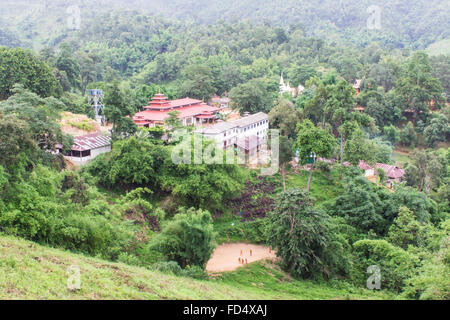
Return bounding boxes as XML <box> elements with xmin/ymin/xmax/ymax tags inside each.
<box><xmin>206</xmin><ymin>243</ymin><xmax>276</xmax><ymax>273</ymax></box>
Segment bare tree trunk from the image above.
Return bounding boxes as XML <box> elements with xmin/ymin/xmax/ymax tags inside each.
<box><xmin>419</xmin><ymin>176</ymin><xmax>425</xmax><ymax>192</ymax></box>
<box><xmin>306</xmin><ymin>163</ymin><xmax>314</xmax><ymax>192</ymax></box>
<box><xmin>289</xmin><ymin>214</ymin><xmax>295</xmax><ymax>234</ymax></box>
<box><xmin>339</xmin><ymin>134</ymin><xmax>344</xmax><ymax>180</ymax></box>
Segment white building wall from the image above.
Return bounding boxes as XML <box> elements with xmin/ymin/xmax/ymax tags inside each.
<box><xmin>195</xmin><ymin>114</ymin><xmax>269</xmax><ymax>148</ymax></box>
<box><xmin>238</xmin><ymin>119</ymin><xmax>269</xmax><ymax>140</ymax></box>
<box><xmin>65</xmin><ymin>145</ymin><xmax>111</xmax><ymax>165</ymax></box>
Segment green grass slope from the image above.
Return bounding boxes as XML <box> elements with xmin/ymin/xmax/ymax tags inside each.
<box><xmin>0</xmin><ymin>234</ymin><xmax>392</xmax><ymax>300</ymax></box>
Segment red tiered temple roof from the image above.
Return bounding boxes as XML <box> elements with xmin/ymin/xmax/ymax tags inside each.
<box><xmin>133</xmin><ymin>93</ymin><xmax>219</xmax><ymax>126</ymax></box>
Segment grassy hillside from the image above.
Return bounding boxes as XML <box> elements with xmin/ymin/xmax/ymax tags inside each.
<box><xmin>0</xmin><ymin>234</ymin><xmax>392</xmax><ymax>299</ymax></box>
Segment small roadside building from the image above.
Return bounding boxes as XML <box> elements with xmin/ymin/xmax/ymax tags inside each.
<box><xmin>64</xmin><ymin>133</ymin><xmax>111</xmax><ymax>165</ymax></box>
<box><xmin>359</xmin><ymin>160</ymin><xmax>405</xmax><ymax>188</ymax></box>
<box><xmin>210</xmin><ymin>94</ymin><xmax>231</xmax><ymax>109</ymax></box>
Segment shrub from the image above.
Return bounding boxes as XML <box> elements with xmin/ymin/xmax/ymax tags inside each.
<box><xmin>151</xmin><ymin>261</ymin><xmax>183</xmax><ymax>275</ymax></box>
<box><xmin>149</xmin><ymin>207</ymin><xmax>216</xmax><ymax>268</ymax></box>
<box><xmin>352</xmin><ymin>239</ymin><xmax>419</xmax><ymax>292</ymax></box>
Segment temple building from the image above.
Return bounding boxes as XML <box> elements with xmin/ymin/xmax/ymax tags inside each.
<box><xmin>353</xmin><ymin>79</ymin><xmax>362</xmax><ymax>95</ymax></box>
<box><xmin>132</xmin><ymin>93</ymin><xmax>219</xmax><ymax>128</ymax></box>
<box><xmin>279</xmin><ymin>73</ymin><xmax>304</xmax><ymax>98</ymax></box>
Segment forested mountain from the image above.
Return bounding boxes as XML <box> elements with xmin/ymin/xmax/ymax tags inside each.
<box><xmin>0</xmin><ymin>0</ymin><xmax>449</xmax><ymax>50</ymax></box>
<box><xmin>0</xmin><ymin>0</ymin><xmax>449</xmax><ymax>301</ymax></box>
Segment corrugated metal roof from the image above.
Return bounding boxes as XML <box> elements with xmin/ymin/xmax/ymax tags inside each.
<box><xmin>194</xmin><ymin>121</ymin><xmax>237</xmax><ymax>134</ymax></box>
<box><xmin>193</xmin><ymin>112</ymin><xmax>268</xmax><ymax>135</ymax></box>
<box><xmin>231</xmin><ymin>112</ymin><xmax>268</xmax><ymax>128</ymax></box>
<box><xmin>71</xmin><ymin>133</ymin><xmax>111</xmax><ymax>151</ymax></box>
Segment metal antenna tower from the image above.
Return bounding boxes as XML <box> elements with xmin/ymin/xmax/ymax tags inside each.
<box><xmin>87</xmin><ymin>89</ymin><xmax>105</xmax><ymax>125</ymax></box>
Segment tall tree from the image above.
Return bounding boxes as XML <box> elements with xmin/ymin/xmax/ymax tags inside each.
<box><xmin>294</xmin><ymin>120</ymin><xmax>335</xmax><ymax>192</ymax></box>
<box><xmin>266</xmin><ymin>188</ymin><xmax>343</xmax><ymax>279</ymax></box>
<box><xmin>405</xmin><ymin>149</ymin><xmax>447</xmax><ymax>194</ymax></box>
<box><xmin>268</xmin><ymin>99</ymin><xmax>301</xmax><ymax>138</ymax></box>
<box><xmin>104</xmin><ymin>81</ymin><xmax>136</xmax><ymax>140</ymax></box>
<box><xmin>178</xmin><ymin>64</ymin><xmax>216</xmax><ymax>101</ymax></box>
<box><xmin>55</xmin><ymin>43</ymin><xmax>81</xmax><ymax>90</ymax></box>
<box><xmin>0</xmin><ymin>47</ymin><xmax>60</xmax><ymax>99</ymax></box>
<box><xmin>394</xmin><ymin>52</ymin><xmax>444</xmax><ymax>121</ymax></box>
<box><xmin>229</xmin><ymin>78</ymin><xmax>274</xmax><ymax>114</ymax></box>
<box><xmin>279</xmin><ymin>135</ymin><xmax>294</xmax><ymax>191</ymax></box>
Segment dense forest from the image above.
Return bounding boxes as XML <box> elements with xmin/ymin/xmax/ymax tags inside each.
<box><xmin>0</xmin><ymin>0</ymin><xmax>449</xmax><ymax>300</ymax></box>
<box><xmin>1</xmin><ymin>0</ymin><xmax>449</xmax><ymax>50</ymax></box>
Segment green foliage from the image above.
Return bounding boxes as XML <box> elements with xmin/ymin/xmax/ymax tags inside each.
<box><xmin>0</xmin><ymin>46</ymin><xmax>60</xmax><ymax>99</ymax></box>
<box><xmin>267</xmin><ymin>188</ymin><xmax>348</xmax><ymax>279</ymax></box>
<box><xmin>344</xmin><ymin>127</ymin><xmax>393</xmax><ymax>165</ymax></box>
<box><xmin>0</xmin><ymin>166</ymin><xmax>135</xmax><ymax>260</ymax></box>
<box><xmin>344</xmin><ymin>127</ymin><xmax>374</xmax><ymax>165</ymax></box>
<box><xmin>86</xmin><ymin>136</ymin><xmax>170</xmax><ymax>188</ymax></box>
<box><xmin>423</xmin><ymin>114</ymin><xmax>450</xmax><ymax>147</ymax></box>
<box><xmin>352</xmin><ymin>239</ymin><xmax>419</xmax><ymax>292</ymax></box>
<box><xmin>150</xmin><ymin>207</ymin><xmax>216</xmax><ymax>268</ymax></box>
<box><xmin>400</xmin><ymin>122</ymin><xmax>418</xmax><ymax>147</ymax></box>
<box><xmin>287</xmin><ymin>64</ymin><xmax>318</xmax><ymax>87</ymax></box>
<box><xmin>394</xmin><ymin>52</ymin><xmax>445</xmax><ymax>121</ymax></box>
<box><xmin>405</xmin><ymin>149</ymin><xmax>447</xmax><ymax>195</ymax></box>
<box><xmin>328</xmin><ymin>176</ymin><xmax>396</xmax><ymax>235</ymax></box>
<box><xmin>165</xmin><ymin>159</ymin><xmax>246</xmax><ymax>212</ymax></box>
<box><xmin>0</xmin><ymin>112</ymin><xmax>37</xmax><ymax>172</ymax></box>
<box><xmin>268</xmin><ymin>99</ymin><xmax>301</xmax><ymax>138</ymax></box>
<box><xmin>387</xmin><ymin>206</ymin><xmax>426</xmax><ymax>249</ymax></box>
<box><xmin>383</xmin><ymin>124</ymin><xmax>400</xmax><ymax>145</ymax></box>
<box><xmin>55</xmin><ymin>43</ymin><xmax>81</xmax><ymax>90</ymax></box>
<box><xmin>0</xmin><ymin>85</ymin><xmax>72</xmax><ymax>154</ymax></box>
<box><xmin>104</xmin><ymin>81</ymin><xmax>137</xmax><ymax>139</ymax></box>
<box><xmin>67</xmin><ymin>120</ymin><xmax>95</xmax><ymax>132</ymax></box>
<box><xmin>164</xmin><ymin>110</ymin><xmax>182</xmax><ymax>130</ymax></box>
<box><xmin>392</xmin><ymin>186</ymin><xmax>436</xmax><ymax>224</ymax></box>
<box><xmin>178</xmin><ymin>64</ymin><xmax>216</xmax><ymax>101</ymax></box>
<box><xmin>294</xmin><ymin>119</ymin><xmax>335</xmax><ymax>164</ymax></box>
<box><xmin>87</xmin><ymin>135</ymin><xmax>246</xmax><ymax>211</ymax></box>
<box><xmin>229</xmin><ymin>78</ymin><xmax>275</xmax><ymax>114</ymax></box>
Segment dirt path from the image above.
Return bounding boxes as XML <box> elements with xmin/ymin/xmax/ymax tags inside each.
<box><xmin>206</xmin><ymin>243</ymin><xmax>276</xmax><ymax>273</ymax></box>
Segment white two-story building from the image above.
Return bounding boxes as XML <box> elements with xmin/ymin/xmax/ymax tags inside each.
<box><xmin>194</xmin><ymin>112</ymin><xmax>269</xmax><ymax>161</ymax></box>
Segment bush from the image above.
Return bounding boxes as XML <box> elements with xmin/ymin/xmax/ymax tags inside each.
<box><xmin>316</xmin><ymin>160</ymin><xmax>331</xmax><ymax>173</ymax></box>
<box><xmin>402</xmin><ymin>254</ymin><xmax>450</xmax><ymax>300</ymax></box>
<box><xmin>151</xmin><ymin>261</ymin><xmax>183</xmax><ymax>275</ymax></box>
<box><xmin>151</xmin><ymin>261</ymin><xmax>209</xmax><ymax>280</ymax></box>
<box><xmin>149</xmin><ymin>207</ymin><xmax>216</xmax><ymax>268</ymax></box>
<box><xmin>352</xmin><ymin>239</ymin><xmax>419</xmax><ymax>292</ymax></box>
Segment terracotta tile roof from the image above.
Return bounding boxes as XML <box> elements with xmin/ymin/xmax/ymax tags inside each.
<box><xmin>359</xmin><ymin>160</ymin><xmax>372</xmax><ymax>170</ymax></box>
<box><xmin>375</xmin><ymin>163</ymin><xmax>405</xmax><ymax>179</ymax></box>
<box><xmin>133</xmin><ymin>104</ymin><xmax>219</xmax><ymax>122</ymax></box>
